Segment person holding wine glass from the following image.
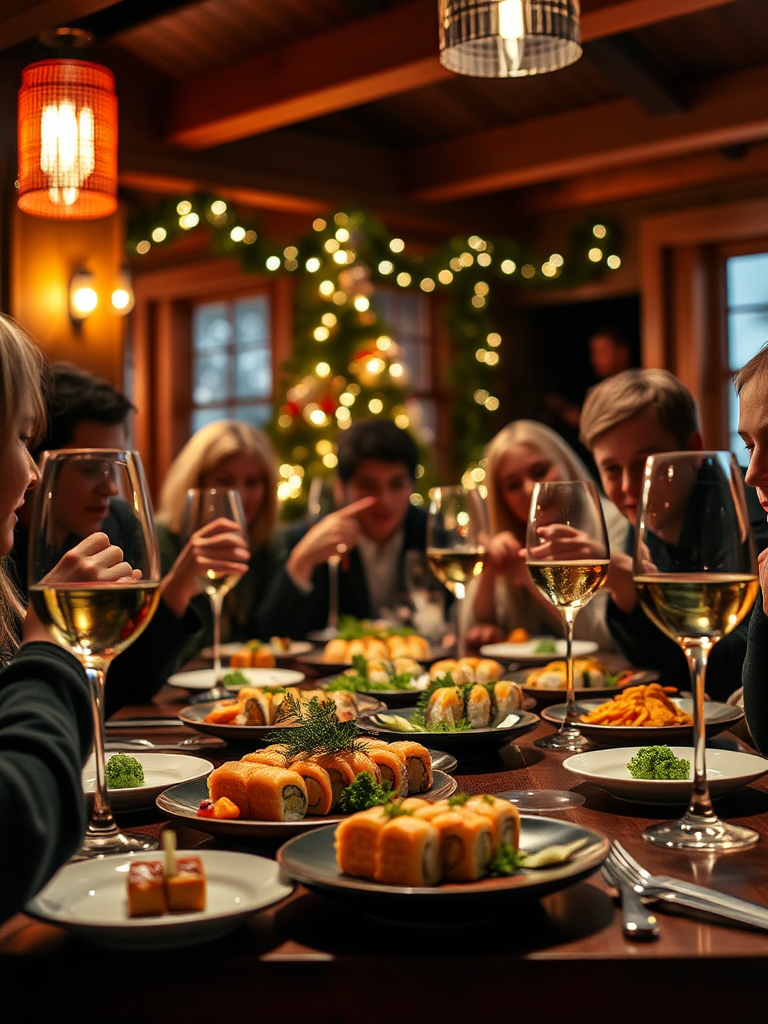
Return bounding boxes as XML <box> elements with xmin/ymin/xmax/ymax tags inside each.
<box><xmin>580</xmin><ymin>368</ymin><xmax>768</xmax><ymax>701</ymax></box>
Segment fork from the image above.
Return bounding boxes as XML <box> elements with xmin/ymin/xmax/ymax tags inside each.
<box><xmin>601</xmin><ymin>862</ymin><xmax>659</xmax><ymax>940</ymax></box>
<box><xmin>608</xmin><ymin>841</ymin><xmax>768</xmax><ymax>932</ymax></box>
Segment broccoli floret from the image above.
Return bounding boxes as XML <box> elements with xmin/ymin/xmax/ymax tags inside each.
<box><xmin>626</xmin><ymin>745</ymin><xmax>690</xmax><ymax>780</ymax></box>
<box><xmin>105</xmin><ymin>753</ymin><xmax>145</xmax><ymax>789</ymax></box>
<box><xmin>337</xmin><ymin>771</ymin><xmax>393</xmax><ymax>813</ymax></box>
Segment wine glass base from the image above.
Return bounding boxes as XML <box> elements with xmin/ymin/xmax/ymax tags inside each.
<box><xmin>643</xmin><ymin>818</ymin><xmax>759</xmax><ymax>851</ymax></box>
<box><xmin>497</xmin><ymin>789</ymin><xmax>586</xmax><ymax>813</ymax></box>
<box><xmin>75</xmin><ymin>830</ymin><xmax>159</xmax><ymax>859</ymax></box>
<box><xmin>535</xmin><ymin>729</ymin><xmax>591</xmax><ymax>753</ymax></box>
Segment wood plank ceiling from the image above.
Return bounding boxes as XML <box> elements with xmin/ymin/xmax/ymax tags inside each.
<box><xmin>1</xmin><ymin>0</ymin><xmax>767</xmax><ymax>232</ymax></box>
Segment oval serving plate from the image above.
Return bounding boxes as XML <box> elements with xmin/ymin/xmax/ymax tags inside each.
<box><xmin>297</xmin><ymin>645</ymin><xmax>452</xmax><ymax>672</ymax></box>
<box><xmin>156</xmin><ymin>768</ymin><xmax>457</xmax><ymax>839</ymax></box>
<box><xmin>168</xmin><ymin>666</ymin><xmax>305</xmax><ymax>692</ymax></box>
<box><xmin>277</xmin><ymin>816</ymin><xmax>608</xmax><ymax>921</ymax></box>
<box><xmin>563</xmin><ymin>745</ymin><xmax>768</xmax><ymax>804</ymax></box>
<box><xmin>543</xmin><ymin>697</ymin><xmax>744</xmax><ymax>746</ymax></box>
<box><xmin>178</xmin><ymin>693</ymin><xmax>387</xmax><ymax>743</ymax></box>
<box><xmin>356</xmin><ymin>706</ymin><xmax>540</xmax><ymax>759</ymax></box>
<box><xmin>509</xmin><ymin>667</ymin><xmax>659</xmax><ymax>706</ymax></box>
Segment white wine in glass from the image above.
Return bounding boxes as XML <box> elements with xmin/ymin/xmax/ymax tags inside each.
<box><xmin>183</xmin><ymin>488</ymin><xmax>247</xmax><ymax>699</ymax></box>
<box><xmin>526</xmin><ymin>480</ymin><xmax>610</xmax><ymax>752</ymax></box>
<box><xmin>28</xmin><ymin>449</ymin><xmax>161</xmax><ymax>857</ymax></box>
<box><xmin>634</xmin><ymin>451</ymin><xmax>759</xmax><ymax>850</ymax></box>
<box><xmin>427</xmin><ymin>485</ymin><xmax>489</xmax><ymax>657</ymax></box>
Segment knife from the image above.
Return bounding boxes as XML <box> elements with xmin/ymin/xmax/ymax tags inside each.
<box><xmin>105</xmin><ymin>718</ymin><xmax>184</xmax><ymax>729</ymax></box>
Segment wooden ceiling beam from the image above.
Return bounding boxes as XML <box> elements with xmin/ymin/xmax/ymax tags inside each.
<box><xmin>165</xmin><ymin>0</ymin><xmax>740</xmax><ymax>150</ymax></box>
<box><xmin>408</xmin><ymin>63</ymin><xmax>768</xmax><ymax>202</ymax></box>
<box><xmin>0</xmin><ymin>0</ymin><xmax>122</xmax><ymax>51</ymax></box>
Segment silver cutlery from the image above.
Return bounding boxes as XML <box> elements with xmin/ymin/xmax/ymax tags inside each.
<box><xmin>104</xmin><ymin>736</ymin><xmax>223</xmax><ymax>753</ymax></box>
<box><xmin>105</xmin><ymin>717</ymin><xmax>184</xmax><ymax>729</ymax></box>
<box><xmin>601</xmin><ymin>862</ymin><xmax>659</xmax><ymax>940</ymax></box>
<box><xmin>608</xmin><ymin>841</ymin><xmax>768</xmax><ymax>932</ymax></box>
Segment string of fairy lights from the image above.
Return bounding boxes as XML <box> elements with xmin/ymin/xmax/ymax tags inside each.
<box><xmin>128</xmin><ymin>198</ymin><xmax>622</xmax><ymax>507</ymax></box>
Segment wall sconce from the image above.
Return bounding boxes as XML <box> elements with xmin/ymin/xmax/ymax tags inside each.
<box><xmin>17</xmin><ymin>28</ymin><xmax>118</xmax><ymax>219</ymax></box>
<box><xmin>69</xmin><ymin>268</ymin><xmax>98</xmax><ymax>322</ymax></box>
<box><xmin>110</xmin><ymin>265</ymin><xmax>134</xmax><ymax>315</ymax></box>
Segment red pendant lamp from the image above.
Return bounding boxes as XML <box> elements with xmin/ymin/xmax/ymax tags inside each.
<box><xmin>17</xmin><ymin>30</ymin><xmax>118</xmax><ymax>219</ymax></box>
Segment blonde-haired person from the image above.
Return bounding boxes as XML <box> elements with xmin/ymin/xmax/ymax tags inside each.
<box><xmin>155</xmin><ymin>420</ymin><xmax>285</xmax><ymax>654</ymax></box>
<box><xmin>466</xmin><ymin>419</ymin><xmax>628</xmax><ymax>650</ymax></box>
<box><xmin>0</xmin><ymin>314</ymin><xmax>144</xmax><ymax>921</ymax></box>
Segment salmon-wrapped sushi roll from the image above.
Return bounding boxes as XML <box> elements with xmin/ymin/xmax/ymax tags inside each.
<box><xmin>429</xmin><ymin>659</ymin><xmax>462</xmax><ymax>682</ymax></box>
<box><xmin>388</xmin><ymin>741</ymin><xmax>433</xmax><ymax>794</ymax></box>
<box><xmin>465</xmin><ymin>794</ymin><xmax>520</xmax><ymax>850</ymax></box>
<box><xmin>342</xmin><ymin>749</ymin><xmax>382</xmax><ymax>784</ymax></box>
<box><xmin>374</xmin><ymin>815</ymin><xmax>442</xmax><ymax>887</ymax></box>
<box><xmin>364</xmin><ymin>638</ymin><xmax>389</xmax><ymax>659</ymax></box>
<box><xmin>330</xmin><ymin>691</ymin><xmax>359</xmax><ymax>722</ymax></box>
<box><xmin>405</xmin><ymin>634</ymin><xmax>430</xmax><ymax>659</ymax></box>
<box><xmin>241</xmin><ymin>748</ymin><xmax>286</xmax><ymax>767</ymax></box>
<box><xmin>207</xmin><ymin>761</ymin><xmax>263</xmax><ymax>816</ymax></box>
<box><xmin>310</xmin><ymin>752</ymin><xmax>358</xmax><ymax>808</ymax></box>
<box><xmin>363</xmin><ymin>745</ymin><xmax>408</xmax><ymax>797</ymax></box>
<box><xmin>288</xmin><ymin>760</ymin><xmax>334</xmax><ymax>816</ymax></box>
<box><xmin>334</xmin><ymin>806</ymin><xmax>391</xmax><ymax>878</ymax></box>
<box><xmin>407</xmin><ymin>797</ymin><xmax>450</xmax><ymax>820</ymax></box>
<box><xmin>245</xmin><ymin>765</ymin><xmax>307</xmax><ymax>821</ymax></box>
<box><xmin>466</xmin><ymin>684</ymin><xmax>491</xmax><ymax>728</ymax></box>
<box><xmin>491</xmin><ymin>680</ymin><xmax>523</xmax><ymax>725</ymax></box>
<box><xmin>431</xmin><ymin>809</ymin><xmax>494</xmax><ymax>881</ymax></box>
<box><xmin>239</xmin><ymin>689</ymin><xmax>273</xmax><ymax>725</ymax></box>
<box><xmin>425</xmin><ymin>686</ymin><xmax>464</xmax><ymax>726</ymax></box>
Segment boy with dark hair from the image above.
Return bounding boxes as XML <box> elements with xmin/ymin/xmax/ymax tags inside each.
<box><xmin>262</xmin><ymin>419</ymin><xmax>426</xmax><ymax>638</ymax></box>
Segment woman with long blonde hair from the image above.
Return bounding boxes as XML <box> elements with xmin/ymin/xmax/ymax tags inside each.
<box><xmin>155</xmin><ymin>420</ymin><xmax>284</xmax><ymax>653</ymax></box>
<box><xmin>466</xmin><ymin>419</ymin><xmax>627</xmax><ymax>648</ymax></box>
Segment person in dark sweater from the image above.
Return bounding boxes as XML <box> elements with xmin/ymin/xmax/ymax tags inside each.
<box><xmin>261</xmin><ymin>419</ymin><xmax>427</xmax><ymax>639</ymax></box>
<box><xmin>11</xmin><ymin>364</ymin><xmax>250</xmax><ymax>715</ymax></box>
<box><xmin>579</xmin><ymin>368</ymin><xmax>768</xmax><ymax>702</ymax></box>
<box><xmin>736</xmin><ymin>345</ymin><xmax>768</xmax><ymax>753</ymax></box>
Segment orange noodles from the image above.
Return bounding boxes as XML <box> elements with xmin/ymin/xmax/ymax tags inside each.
<box><xmin>579</xmin><ymin>683</ymin><xmax>692</xmax><ymax>727</ymax></box>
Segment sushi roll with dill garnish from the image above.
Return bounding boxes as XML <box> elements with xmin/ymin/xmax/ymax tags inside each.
<box><xmin>465</xmin><ymin>683</ymin><xmax>491</xmax><ymax>728</ymax></box>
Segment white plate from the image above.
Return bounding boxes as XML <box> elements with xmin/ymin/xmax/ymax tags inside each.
<box><xmin>543</xmin><ymin>697</ymin><xmax>743</xmax><ymax>745</ymax></box>
<box><xmin>83</xmin><ymin>753</ymin><xmax>214</xmax><ymax>812</ymax></box>
<box><xmin>26</xmin><ymin>850</ymin><xmax>293</xmax><ymax>949</ymax></box>
<box><xmin>480</xmin><ymin>638</ymin><xmax>599</xmax><ymax>664</ymax></box>
<box><xmin>167</xmin><ymin>667</ymin><xmax>305</xmax><ymax>691</ymax></box>
<box><xmin>563</xmin><ymin>746</ymin><xmax>768</xmax><ymax>804</ymax></box>
<box><xmin>200</xmin><ymin>641</ymin><xmax>314</xmax><ymax>660</ymax></box>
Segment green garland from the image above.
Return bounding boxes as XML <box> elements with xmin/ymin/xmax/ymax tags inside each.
<box><xmin>127</xmin><ymin>198</ymin><xmax>622</xmax><ymax>507</ymax></box>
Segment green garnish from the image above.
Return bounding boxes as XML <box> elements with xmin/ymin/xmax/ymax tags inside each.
<box><xmin>533</xmin><ymin>639</ymin><xmax>557</xmax><ymax>654</ymax></box>
<box><xmin>324</xmin><ymin>653</ymin><xmax>418</xmax><ymax>693</ymax></box>
<box><xmin>626</xmin><ymin>745</ymin><xmax>690</xmax><ymax>780</ymax></box>
<box><xmin>222</xmin><ymin>669</ymin><xmax>250</xmax><ymax>690</ymax></box>
<box><xmin>335</xmin><ymin>615</ymin><xmax>415</xmax><ymax>641</ymax></box>
<box><xmin>488</xmin><ymin>843</ymin><xmax>527</xmax><ymax>876</ymax></box>
<box><xmin>105</xmin><ymin>753</ymin><xmax>144</xmax><ymax>789</ymax></box>
<box><xmin>337</xmin><ymin>772</ymin><xmax>394</xmax><ymax>812</ymax></box>
<box><xmin>265</xmin><ymin>692</ymin><xmax>362</xmax><ymax>760</ymax></box>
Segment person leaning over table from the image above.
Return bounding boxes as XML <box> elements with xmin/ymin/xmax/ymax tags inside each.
<box><xmin>736</xmin><ymin>344</ymin><xmax>768</xmax><ymax>754</ymax></box>
<box><xmin>260</xmin><ymin>418</ymin><xmax>427</xmax><ymax>640</ymax></box>
<box><xmin>154</xmin><ymin>419</ymin><xmax>285</xmax><ymax>659</ymax></box>
<box><xmin>0</xmin><ymin>315</ymin><xmax>152</xmax><ymax>922</ymax></box>
<box><xmin>579</xmin><ymin>367</ymin><xmax>768</xmax><ymax>702</ymax></box>
<box><xmin>464</xmin><ymin>419</ymin><xmax>628</xmax><ymax>652</ymax></box>
<box><xmin>9</xmin><ymin>364</ymin><xmax>251</xmax><ymax>715</ymax></box>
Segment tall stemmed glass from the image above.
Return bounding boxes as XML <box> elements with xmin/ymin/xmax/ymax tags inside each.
<box><xmin>183</xmin><ymin>488</ymin><xmax>246</xmax><ymax>700</ymax></box>
<box><xmin>427</xmin><ymin>485</ymin><xmax>489</xmax><ymax>658</ymax></box>
<box><xmin>526</xmin><ymin>480</ymin><xmax>610</xmax><ymax>752</ymax></box>
<box><xmin>28</xmin><ymin>450</ymin><xmax>161</xmax><ymax>857</ymax></box>
<box><xmin>633</xmin><ymin>451</ymin><xmax>759</xmax><ymax>850</ymax></box>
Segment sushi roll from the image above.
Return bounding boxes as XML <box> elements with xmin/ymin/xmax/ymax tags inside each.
<box><xmin>465</xmin><ymin>794</ymin><xmax>520</xmax><ymax>850</ymax></box>
<box><xmin>429</xmin><ymin>659</ymin><xmax>464</xmax><ymax>683</ymax></box>
<box><xmin>240</xmin><ymin>689</ymin><xmax>273</xmax><ymax>725</ymax></box>
<box><xmin>287</xmin><ymin>760</ymin><xmax>334</xmax><ymax>816</ymax></box>
<box><xmin>329</xmin><ymin>690</ymin><xmax>359</xmax><ymax>722</ymax></box>
<box><xmin>364</xmin><ymin>638</ymin><xmax>389</xmax><ymax>659</ymax></box>
<box><xmin>431</xmin><ymin>809</ymin><xmax>494</xmax><ymax>882</ymax></box>
<box><xmin>473</xmin><ymin>658</ymin><xmax>504</xmax><ymax>683</ymax></box>
<box><xmin>342</xmin><ymin>749</ymin><xmax>382</xmax><ymax>784</ymax></box>
<box><xmin>244</xmin><ymin>765</ymin><xmax>307</xmax><ymax>822</ymax></box>
<box><xmin>466</xmin><ymin>684</ymin><xmax>491</xmax><ymax>728</ymax></box>
<box><xmin>207</xmin><ymin>761</ymin><xmax>264</xmax><ymax>817</ymax></box>
<box><xmin>491</xmin><ymin>680</ymin><xmax>523</xmax><ymax>725</ymax></box>
<box><xmin>310</xmin><ymin>752</ymin><xmax>358</xmax><ymax>808</ymax></box>
<box><xmin>363</xmin><ymin>744</ymin><xmax>408</xmax><ymax>797</ymax></box>
<box><xmin>388</xmin><ymin>740</ymin><xmax>433</xmax><ymax>794</ymax></box>
<box><xmin>324</xmin><ymin>638</ymin><xmax>349</xmax><ymax>662</ymax></box>
<box><xmin>335</xmin><ymin>806</ymin><xmax>391</xmax><ymax>878</ymax></box>
<box><xmin>373</xmin><ymin>815</ymin><xmax>442</xmax><ymax>887</ymax></box>
<box><xmin>405</xmin><ymin>634</ymin><xmax>430</xmax><ymax>659</ymax></box>
<box><xmin>425</xmin><ymin>686</ymin><xmax>464</xmax><ymax>726</ymax></box>
<box><xmin>241</xmin><ymin>748</ymin><xmax>286</xmax><ymax>768</ymax></box>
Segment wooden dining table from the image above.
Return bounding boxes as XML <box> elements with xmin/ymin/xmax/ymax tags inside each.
<box><xmin>4</xmin><ymin>663</ymin><xmax>768</xmax><ymax>1024</ymax></box>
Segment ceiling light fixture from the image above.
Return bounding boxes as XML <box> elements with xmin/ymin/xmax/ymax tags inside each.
<box><xmin>17</xmin><ymin>28</ymin><xmax>118</xmax><ymax>219</ymax></box>
<box><xmin>439</xmin><ymin>0</ymin><xmax>582</xmax><ymax>78</ymax></box>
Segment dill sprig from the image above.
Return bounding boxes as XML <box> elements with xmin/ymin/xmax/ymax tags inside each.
<box><xmin>264</xmin><ymin>693</ymin><xmax>361</xmax><ymax>759</ymax></box>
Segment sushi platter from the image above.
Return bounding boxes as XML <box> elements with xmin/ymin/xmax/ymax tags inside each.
<box><xmin>356</xmin><ymin>706</ymin><xmax>540</xmax><ymax>758</ymax></box>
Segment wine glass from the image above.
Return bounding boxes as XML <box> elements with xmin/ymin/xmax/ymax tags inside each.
<box><xmin>526</xmin><ymin>480</ymin><xmax>610</xmax><ymax>752</ymax></box>
<box><xmin>403</xmin><ymin>550</ymin><xmax>447</xmax><ymax>644</ymax></box>
<box><xmin>633</xmin><ymin>451</ymin><xmax>759</xmax><ymax>850</ymax></box>
<box><xmin>183</xmin><ymin>488</ymin><xmax>247</xmax><ymax>701</ymax></box>
<box><xmin>306</xmin><ymin>474</ymin><xmax>340</xmax><ymax>641</ymax></box>
<box><xmin>426</xmin><ymin>486</ymin><xmax>489</xmax><ymax>658</ymax></box>
<box><xmin>28</xmin><ymin>449</ymin><xmax>161</xmax><ymax>857</ymax></box>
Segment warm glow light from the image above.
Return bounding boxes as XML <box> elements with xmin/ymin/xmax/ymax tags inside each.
<box><xmin>110</xmin><ymin>266</ymin><xmax>134</xmax><ymax>315</ymax></box>
<box><xmin>319</xmin><ymin>280</ymin><xmax>334</xmax><ymax>296</ymax></box>
<box><xmin>395</xmin><ymin>413</ymin><xmax>410</xmax><ymax>429</ymax></box>
<box><xmin>333</xmin><ymin>250</ymin><xmax>347</xmax><ymax>264</ymax></box>
<box><xmin>389</xmin><ymin>238</ymin><xmax>404</xmax><ymax>253</ymax></box>
<box><xmin>322</xmin><ymin>313</ymin><xmax>337</xmax><ymax>327</ymax></box>
<box><xmin>322</xmin><ymin>453</ymin><xmax>338</xmax><ymax>468</ymax></box>
<box><xmin>487</xmin><ymin>332</ymin><xmax>501</xmax><ymax>347</ymax></box>
<box><xmin>230</xmin><ymin>226</ymin><xmax>246</xmax><ymax>242</ymax></box>
<box><xmin>368</xmin><ymin>398</ymin><xmax>383</xmax><ymax>414</ymax></box>
<box><xmin>376</xmin><ymin>336</ymin><xmax>392</xmax><ymax>351</ymax></box>
<box><xmin>151</xmin><ymin>227</ymin><xmax>166</xmax><ymax>242</ymax></box>
<box><xmin>69</xmin><ymin>268</ymin><xmax>97</xmax><ymax>321</ymax></box>
<box><xmin>177</xmin><ymin>200</ymin><xmax>192</xmax><ymax>215</ymax></box>
<box><xmin>477</xmin><ymin>253</ymin><xmax>492</xmax><ymax>266</ymax></box>
<box><xmin>378</xmin><ymin>261</ymin><xmax>394</xmax><ymax>275</ymax></box>
<box><xmin>593</xmin><ymin>224</ymin><xmax>607</xmax><ymax>238</ymax></box>
<box><xmin>396</xmin><ymin>272</ymin><xmax>411</xmax><ymax>287</ymax></box>
<box><xmin>313</xmin><ymin>218</ymin><xmax>326</xmax><ymax>231</ymax></box>
<box><xmin>521</xmin><ymin>264</ymin><xmax>535</xmax><ymax>278</ymax></box>
<box><xmin>305</xmin><ymin>257</ymin><xmax>320</xmax><ymax>272</ymax></box>
<box><xmin>607</xmin><ymin>254</ymin><xmax>621</xmax><ymax>269</ymax></box>
<box><xmin>179</xmin><ymin>212</ymin><xmax>199</xmax><ymax>230</ymax></box>
<box><xmin>389</xmin><ymin>363</ymin><xmax>404</xmax><ymax>378</ymax></box>
<box><xmin>366</xmin><ymin>357</ymin><xmax>386</xmax><ymax>375</ymax></box>
<box><xmin>266</xmin><ymin>256</ymin><xmax>281</xmax><ymax>270</ymax></box>
<box><xmin>313</xmin><ymin>326</ymin><xmax>330</xmax><ymax>341</ymax></box>
<box><xmin>420</xmin><ymin>278</ymin><xmax>435</xmax><ymax>292</ymax></box>
<box><xmin>324</xmin><ymin>238</ymin><xmax>339</xmax><ymax>253</ymax></box>
<box><xmin>588</xmin><ymin>248</ymin><xmax>603</xmax><ymax>262</ymax></box>
<box><xmin>550</xmin><ymin>253</ymin><xmax>564</xmax><ymax>266</ymax></box>
<box><xmin>335</xmin><ymin>228</ymin><xmax>349</xmax><ymax>242</ymax></box>
<box><xmin>438</xmin><ymin>270</ymin><xmax>453</xmax><ymax>284</ymax></box>
<box><xmin>211</xmin><ymin>200</ymin><xmax>227</xmax><ymax>215</ymax></box>
<box><xmin>354</xmin><ymin>296</ymin><xmax>370</xmax><ymax>311</ymax></box>
<box><xmin>501</xmin><ymin>260</ymin><xmax>516</xmax><ymax>274</ymax></box>
<box><xmin>316</xmin><ymin>362</ymin><xmax>331</xmax><ymax>377</ymax></box>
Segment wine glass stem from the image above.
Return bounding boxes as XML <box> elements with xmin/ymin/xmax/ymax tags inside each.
<box><xmin>86</xmin><ymin>665</ymin><xmax>118</xmax><ymax>833</ymax></box>
<box><xmin>561</xmin><ymin>608</ymin><xmax>579</xmax><ymax>732</ymax></box>
<box><xmin>327</xmin><ymin>554</ymin><xmax>340</xmax><ymax>629</ymax></box>
<box><xmin>210</xmin><ymin>591</ymin><xmax>224</xmax><ymax>684</ymax></box>
<box><xmin>683</xmin><ymin>641</ymin><xmax>716</xmax><ymax>821</ymax></box>
<box><xmin>454</xmin><ymin>583</ymin><xmax>466</xmax><ymax>658</ymax></box>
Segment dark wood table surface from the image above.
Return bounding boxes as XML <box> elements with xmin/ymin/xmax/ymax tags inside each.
<box><xmin>4</xmin><ymin>663</ymin><xmax>768</xmax><ymax>1024</ymax></box>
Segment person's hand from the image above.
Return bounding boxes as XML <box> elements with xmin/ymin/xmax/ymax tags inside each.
<box><xmin>466</xmin><ymin>623</ymin><xmax>504</xmax><ymax>648</ymax></box>
<box><xmin>759</xmin><ymin>548</ymin><xmax>768</xmax><ymax>617</ymax></box>
<box><xmin>488</xmin><ymin>531</ymin><xmax>529</xmax><ymax>586</ymax></box>
<box><xmin>287</xmin><ymin>497</ymin><xmax>376</xmax><ymax>586</ymax></box>
<box><xmin>524</xmin><ymin>524</ymin><xmax>606</xmax><ymax>563</ymax></box>
<box><xmin>161</xmin><ymin>517</ymin><xmax>250</xmax><ymax>618</ymax></box>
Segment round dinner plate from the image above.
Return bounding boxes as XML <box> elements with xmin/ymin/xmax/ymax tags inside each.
<box><xmin>83</xmin><ymin>752</ymin><xmax>214</xmax><ymax>812</ymax></box>
<box><xmin>542</xmin><ymin>697</ymin><xmax>744</xmax><ymax>746</ymax></box>
<box><xmin>563</xmin><ymin>745</ymin><xmax>768</xmax><ymax>804</ymax></box>
<box><xmin>356</xmin><ymin>706</ymin><xmax>540</xmax><ymax>759</ymax></box>
<box><xmin>26</xmin><ymin>850</ymin><xmax>293</xmax><ymax>950</ymax></box>
<box><xmin>297</xmin><ymin>646</ymin><xmax>452</xmax><ymax>672</ymax></box>
<box><xmin>508</xmin><ymin>667</ymin><xmax>659</xmax><ymax>706</ymax></box>
<box><xmin>168</xmin><ymin>666</ymin><xmax>305</xmax><ymax>692</ymax></box>
<box><xmin>480</xmin><ymin>638</ymin><xmax>599</xmax><ymax>664</ymax></box>
<box><xmin>317</xmin><ymin>671</ymin><xmax>430</xmax><ymax>708</ymax></box>
<box><xmin>156</xmin><ymin>768</ymin><xmax>457</xmax><ymax>839</ymax></box>
<box><xmin>200</xmin><ymin>640</ymin><xmax>314</xmax><ymax>661</ymax></box>
<box><xmin>178</xmin><ymin>693</ymin><xmax>388</xmax><ymax>743</ymax></box>
<box><xmin>277</xmin><ymin>816</ymin><xmax>609</xmax><ymax>920</ymax></box>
